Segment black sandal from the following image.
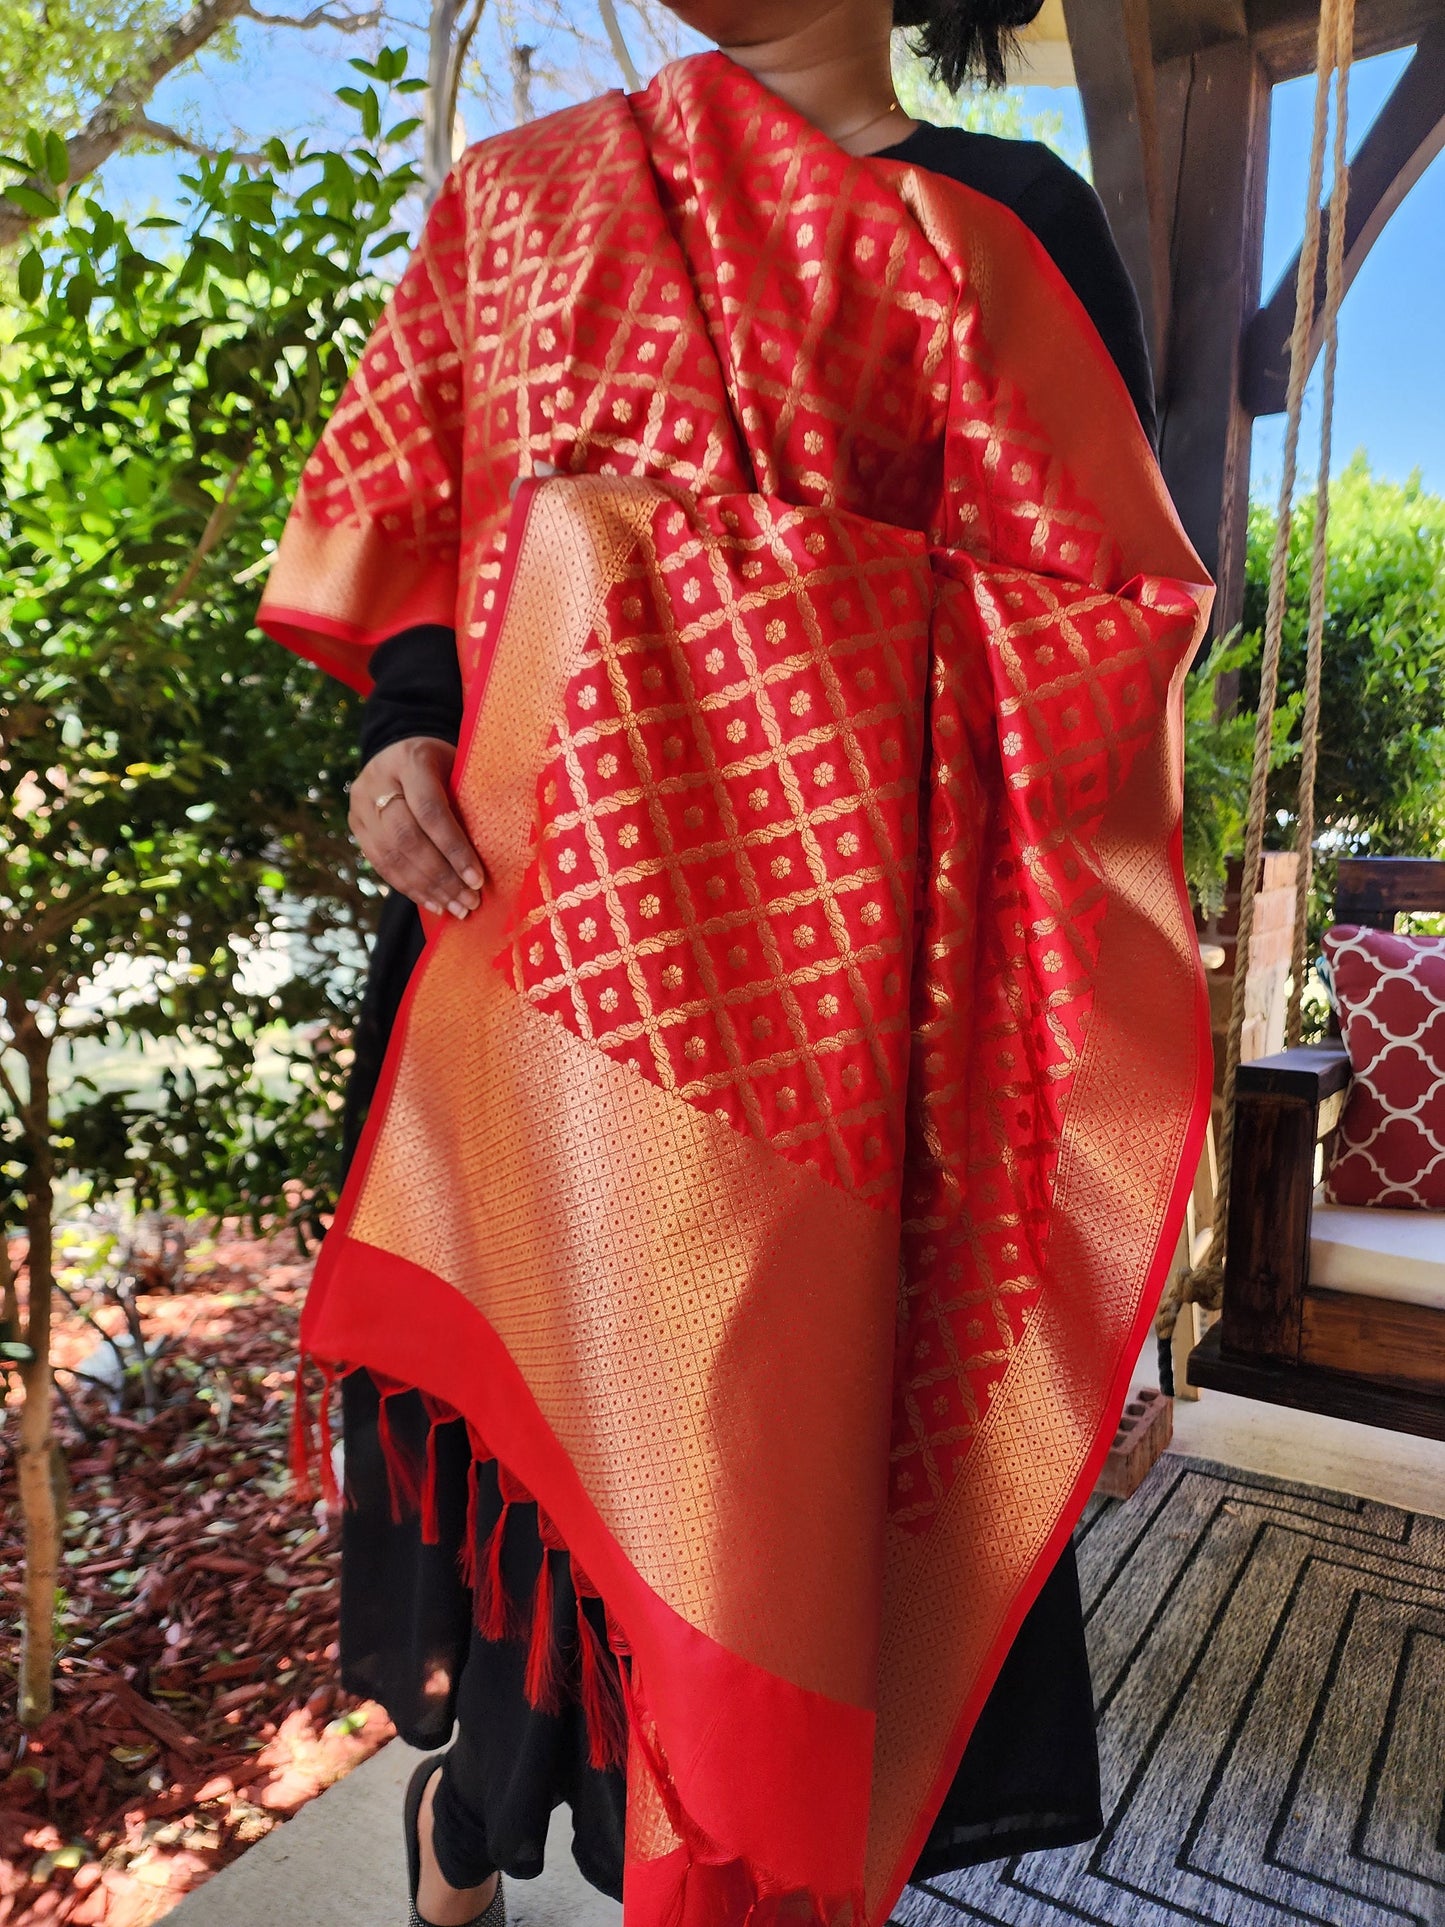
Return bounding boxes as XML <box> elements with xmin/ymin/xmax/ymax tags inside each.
<box><xmin>403</xmin><ymin>1754</ymin><xmax>506</xmax><ymax>1927</ymax></box>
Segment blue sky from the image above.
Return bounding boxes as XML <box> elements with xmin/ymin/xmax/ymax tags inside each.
<box><xmin>100</xmin><ymin>8</ymin><xmax>1443</xmax><ymax>496</ymax></box>
<box><xmin>1252</xmin><ymin>48</ymin><xmax>1443</xmax><ymax>497</ymax></box>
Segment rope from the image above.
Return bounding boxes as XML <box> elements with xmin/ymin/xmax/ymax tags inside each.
<box><xmin>1157</xmin><ymin>0</ymin><xmax>1356</xmax><ymax>1347</ymax></box>
<box><xmin>1288</xmin><ymin>0</ymin><xmax>1355</xmax><ymax>1047</ymax></box>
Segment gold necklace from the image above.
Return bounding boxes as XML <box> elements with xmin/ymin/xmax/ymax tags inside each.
<box><xmin>833</xmin><ymin>96</ymin><xmax>903</xmax><ymax>147</ymax></box>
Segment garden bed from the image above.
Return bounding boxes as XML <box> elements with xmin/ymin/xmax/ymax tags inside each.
<box><xmin>0</xmin><ymin>1230</ymin><xmax>391</xmax><ymax>1927</ymax></box>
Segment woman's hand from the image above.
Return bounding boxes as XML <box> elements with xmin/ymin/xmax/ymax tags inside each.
<box><xmin>349</xmin><ymin>736</ymin><xmax>484</xmax><ymax>918</ymax></box>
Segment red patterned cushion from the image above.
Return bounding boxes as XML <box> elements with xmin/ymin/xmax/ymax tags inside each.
<box><xmin>1322</xmin><ymin>924</ymin><xmax>1445</xmax><ymax>1209</ymax></box>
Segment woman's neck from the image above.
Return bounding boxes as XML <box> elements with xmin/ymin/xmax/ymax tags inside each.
<box><xmin>716</xmin><ymin>3</ymin><xmax>919</xmax><ymax>155</ymax></box>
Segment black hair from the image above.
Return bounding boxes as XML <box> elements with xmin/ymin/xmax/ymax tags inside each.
<box><xmin>893</xmin><ymin>0</ymin><xmax>1045</xmax><ymax>91</ymax></box>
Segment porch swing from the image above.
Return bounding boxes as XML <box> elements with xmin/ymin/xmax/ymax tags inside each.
<box><xmin>1159</xmin><ymin>0</ymin><xmax>1445</xmax><ymax>1439</ymax></box>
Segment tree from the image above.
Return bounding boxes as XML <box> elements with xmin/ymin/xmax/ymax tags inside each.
<box><xmin>1</xmin><ymin>52</ymin><xmax>423</xmax><ymax>1722</ymax></box>
<box><xmin>1240</xmin><ymin>456</ymin><xmax>1445</xmax><ymax>862</ymax></box>
<box><xmin>427</xmin><ymin>0</ymin><xmax>680</xmax><ymax>192</ymax></box>
<box><xmin>0</xmin><ymin>0</ymin><xmax>386</xmax><ymax>249</ymax></box>
<box><xmin>2</xmin><ymin>0</ymin><xmax>685</xmax><ymax>1731</ymax></box>
<box><xmin>2</xmin><ymin>0</ymin><xmax>685</xmax><ymax>247</ymax></box>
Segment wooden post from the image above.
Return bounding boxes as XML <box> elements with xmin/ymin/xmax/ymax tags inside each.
<box><xmin>1214</xmin><ymin>1045</ymin><xmax>1352</xmax><ymax>1366</ymax></box>
<box><xmin>1219</xmin><ymin>1089</ymin><xmax>1314</xmax><ymax>1362</ymax></box>
<box><xmin>1063</xmin><ymin>0</ymin><xmax>1172</xmax><ymax>368</ymax></box>
<box><xmin>1064</xmin><ymin>11</ymin><xmax>1268</xmax><ymax>637</ymax></box>
<box><xmin>1157</xmin><ymin>41</ymin><xmax>1271</xmax><ymax>637</ymax></box>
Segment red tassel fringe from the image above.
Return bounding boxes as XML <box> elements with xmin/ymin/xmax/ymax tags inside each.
<box><xmin>288</xmin><ymin>1361</ymin><xmax>314</xmax><ymax>1500</ymax></box>
<box><xmin>577</xmin><ymin>1604</ymin><xmax>628</xmax><ymax>1770</ymax></box>
<box><xmin>417</xmin><ymin>1393</ymin><xmax>453</xmax><ymax>1545</ymax></box>
<box><xmin>475</xmin><ymin>1501</ymin><xmax>513</xmax><ymax>1641</ymax></box>
<box><xmin>316</xmin><ymin>1365</ymin><xmax>340</xmax><ymax>1511</ymax></box>
<box><xmin>524</xmin><ymin>1551</ymin><xmax>562</xmax><ymax>1716</ymax></box>
<box><xmin>294</xmin><ymin>1365</ymin><xmax>630</xmax><ymax>1769</ymax></box>
<box><xmin>457</xmin><ymin>1457</ymin><xmax>480</xmax><ymax>1590</ymax></box>
<box><xmin>375</xmin><ymin>1391</ymin><xmax>425</xmax><ymax>1524</ymax></box>
<box><xmin>420</xmin><ymin>1425</ymin><xmax>440</xmax><ymax>1545</ymax></box>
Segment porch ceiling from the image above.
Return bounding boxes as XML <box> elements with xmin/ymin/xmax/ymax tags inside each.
<box><xmin>1012</xmin><ymin>0</ymin><xmax>1442</xmax><ymax>89</ymax></box>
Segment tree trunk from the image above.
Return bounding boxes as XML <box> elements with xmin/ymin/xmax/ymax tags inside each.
<box><xmin>15</xmin><ymin>1030</ymin><xmax>58</xmax><ymax>1728</ymax></box>
<box><xmin>424</xmin><ymin>0</ymin><xmax>465</xmax><ymax>204</ymax></box>
<box><xmin>0</xmin><ymin>1229</ymin><xmax>18</xmax><ymax>1340</ymax></box>
<box><xmin>510</xmin><ymin>44</ymin><xmax>535</xmax><ymax>128</ymax></box>
<box><xmin>596</xmin><ymin>0</ymin><xmax>641</xmax><ymax>91</ymax></box>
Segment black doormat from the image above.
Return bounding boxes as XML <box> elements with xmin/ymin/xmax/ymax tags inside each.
<box><xmin>898</xmin><ymin>1454</ymin><xmax>1445</xmax><ymax>1927</ymax></box>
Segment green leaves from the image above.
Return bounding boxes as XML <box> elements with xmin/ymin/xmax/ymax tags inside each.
<box><xmin>348</xmin><ymin>45</ymin><xmax>408</xmax><ymax>82</ymax></box>
<box><xmin>63</xmin><ymin>271</ymin><xmax>96</xmax><ymax>321</ymax></box>
<box><xmin>0</xmin><ymin>6</ymin><xmax>174</xmax><ymax>164</ymax></box>
<box><xmin>2</xmin><ymin>51</ymin><xmax>405</xmax><ymax>1232</ymax></box>
<box><xmin>1240</xmin><ymin>458</ymin><xmax>1445</xmax><ymax>865</ymax></box>
<box><xmin>335</xmin><ymin>47</ymin><xmax>423</xmax><ymax>146</ymax></box>
<box><xmin>335</xmin><ymin>86</ymin><xmax>381</xmax><ymax>141</ymax></box>
<box><xmin>1183</xmin><ymin>629</ymin><xmax>1301</xmax><ymax>918</ymax></box>
<box><xmin>4</xmin><ymin>182</ymin><xmax>60</xmax><ymax>220</ymax></box>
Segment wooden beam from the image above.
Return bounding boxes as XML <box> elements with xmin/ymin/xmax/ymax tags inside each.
<box><xmin>1235</xmin><ymin>1040</ymin><xmax>1351</xmax><ymax>1101</ymax></box>
<box><xmin>1300</xmin><ymin>1290</ymin><xmax>1445</xmax><ymax>1392</ymax></box>
<box><xmin>1246</xmin><ymin>0</ymin><xmax>1445</xmax><ymax>81</ymax></box>
<box><xmin>1143</xmin><ymin>0</ymin><xmax>1440</xmax><ymax>75</ymax></box>
<box><xmin>1187</xmin><ymin>1320</ymin><xmax>1445</xmax><ymax>1438</ymax></box>
<box><xmin>1335</xmin><ymin>855</ymin><xmax>1445</xmax><ymax>925</ymax></box>
<box><xmin>1149</xmin><ymin>0</ymin><xmax>1248</xmax><ymax>63</ymax></box>
<box><xmin>1243</xmin><ymin>26</ymin><xmax>1445</xmax><ymax>416</ymax></box>
<box><xmin>1064</xmin><ymin>0</ymin><xmax>1172</xmax><ymax>366</ymax></box>
<box><xmin>1156</xmin><ymin>40</ymin><xmax>1271</xmax><ymax>630</ymax></box>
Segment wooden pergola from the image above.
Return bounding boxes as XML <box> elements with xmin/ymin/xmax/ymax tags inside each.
<box><xmin>1015</xmin><ymin>0</ymin><xmax>1445</xmax><ymax>632</ymax></box>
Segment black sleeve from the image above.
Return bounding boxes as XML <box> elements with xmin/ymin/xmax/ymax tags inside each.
<box><xmin>1012</xmin><ymin>165</ymin><xmax>1158</xmax><ymax>449</ymax></box>
<box><xmin>357</xmin><ymin>624</ymin><xmax>465</xmax><ymax>768</ymax></box>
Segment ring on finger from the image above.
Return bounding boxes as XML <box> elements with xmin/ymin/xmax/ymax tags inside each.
<box><xmin>374</xmin><ymin>790</ymin><xmax>403</xmax><ymax>815</ymax></box>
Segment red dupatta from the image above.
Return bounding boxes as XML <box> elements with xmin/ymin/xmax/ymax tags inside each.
<box><xmin>259</xmin><ymin>52</ymin><xmax>1212</xmax><ymax>1927</ymax></box>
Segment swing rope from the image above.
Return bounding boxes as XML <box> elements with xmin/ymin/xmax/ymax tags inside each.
<box><xmin>1156</xmin><ymin>0</ymin><xmax>1356</xmax><ymax>1351</ymax></box>
<box><xmin>1289</xmin><ymin>0</ymin><xmax>1355</xmax><ymax>1049</ymax></box>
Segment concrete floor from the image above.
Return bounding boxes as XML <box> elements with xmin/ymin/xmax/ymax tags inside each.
<box><xmin>1169</xmin><ymin>1384</ymin><xmax>1445</xmax><ymax>1515</ymax></box>
<box><xmin>171</xmin><ymin>1368</ymin><xmax>1445</xmax><ymax>1927</ymax></box>
<box><xmin>167</xmin><ymin>1741</ymin><xmax>621</xmax><ymax>1927</ymax></box>
<box><xmin>1131</xmin><ymin>1347</ymin><xmax>1445</xmax><ymax>1519</ymax></box>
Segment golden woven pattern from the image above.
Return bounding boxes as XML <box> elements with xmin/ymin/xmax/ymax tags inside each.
<box><xmin>272</xmin><ymin>54</ymin><xmax>1215</xmax><ymax>1924</ymax></box>
<box><xmin>353</xmin><ymin>479</ymin><xmax>899</xmax><ymax>1706</ymax></box>
<box><xmin>504</xmin><ymin>490</ymin><xmax>931</xmax><ymax>1203</ymax></box>
<box><xmin>889</xmin><ymin>561</ymin><xmax>1200</xmax><ymax>1523</ymax></box>
<box><xmin>282</xmin><ymin>58</ymin><xmax>1211</xmax><ymax>1545</ymax></box>
<box><xmin>865</xmin><ymin>702</ymin><xmax>1202</xmax><ymax>1909</ymax></box>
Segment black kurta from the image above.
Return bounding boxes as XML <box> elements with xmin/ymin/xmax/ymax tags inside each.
<box><xmin>335</xmin><ymin>121</ymin><xmax>1154</xmax><ymax>1902</ymax></box>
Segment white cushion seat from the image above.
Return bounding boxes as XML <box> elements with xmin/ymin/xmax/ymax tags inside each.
<box><xmin>1309</xmin><ymin>1202</ymin><xmax>1445</xmax><ymax>1311</ymax></box>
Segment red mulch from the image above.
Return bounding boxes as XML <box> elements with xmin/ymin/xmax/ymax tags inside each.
<box><xmin>0</xmin><ymin>1231</ymin><xmax>395</xmax><ymax>1927</ymax></box>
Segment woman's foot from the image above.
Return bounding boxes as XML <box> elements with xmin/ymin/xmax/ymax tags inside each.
<box><xmin>415</xmin><ymin>1769</ymin><xmax>500</xmax><ymax>1927</ymax></box>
